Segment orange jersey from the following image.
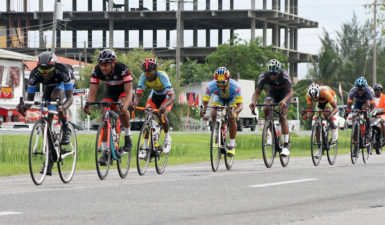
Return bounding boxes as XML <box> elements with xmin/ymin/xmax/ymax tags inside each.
<box><xmin>306</xmin><ymin>86</ymin><xmax>336</xmax><ymax>105</ymax></box>
<box><xmin>375</xmin><ymin>93</ymin><xmax>385</xmax><ymax>108</ymax></box>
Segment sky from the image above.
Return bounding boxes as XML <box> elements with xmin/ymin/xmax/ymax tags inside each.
<box><xmin>0</xmin><ymin>0</ymin><xmax>375</xmax><ymax>78</ymax></box>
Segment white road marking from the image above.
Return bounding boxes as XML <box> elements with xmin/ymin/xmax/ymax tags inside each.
<box><xmin>0</xmin><ymin>211</ymin><xmax>23</xmax><ymax>217</ymax></box>
<box><xmin>249</xmin><ymin>178</ymin><xmax>318</xmax><ymax>188</ymax></box>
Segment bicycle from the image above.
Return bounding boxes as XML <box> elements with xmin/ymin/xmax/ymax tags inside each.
<box><xmin>133</xmin><ymin>106</ymin><xmax>168</xmax><ymax>175</ymax></box>
<box><xmin>204</xmin><ymin>105</ymin><xmax>234</xmax><ymax>172</ymax></box>
<box><xmin>347</xmin><ymin>109</ymin><xmax>373</xmax><ymax>164</ymax></box>
<box><xmin>302</xmin><ymin>109</ymin><xmax>338</xmax><ymax>166</ymax></box>
<box><xmin>87</xmin><ymin>101</ymin><xmax>131</xmax><ymax>180</ymax></box>
<box><xmin>22</xmin><ymin>97</ymin><xmax>77</xmax><ymax>185</ymax></box>
<box><xmin>254</xmin><ymin>103</ymin><xmax>289</xmax><ymax>168</ymax></box>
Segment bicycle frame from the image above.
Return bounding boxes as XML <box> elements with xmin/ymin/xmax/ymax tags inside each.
<box><xmin>207</xmin><ymin>105</ymin><xmax>232</xmax><ymax>150</ymax></box>
<box><xmin>303</xmin><ymin>109</ymin><xmax>330</xmax><ymax>150</ymax></box>
<box><xmin>256</xmin><ymin>103</ymin><xmax>282</xmax><ymax>152</ymax></box>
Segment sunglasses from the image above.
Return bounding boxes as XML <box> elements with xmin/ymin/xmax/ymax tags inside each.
<box><xmin>268</xmin><ymin>70</ymin><xmax>278</xmax><ymax>75</ymax></box>
<box><xmin>144</xmin><ymin>71</ymin><xmax>156</xmax><ymax>76</ymax></box>
<box><xmin>216</xmin><ymin>80</ymin><xmax>227</xmax><ymax>84</ymax></box>
<box><xmin>38</xmin><ymin>66</ymin><xmax>54</xmax><ymax>74</ymax></box>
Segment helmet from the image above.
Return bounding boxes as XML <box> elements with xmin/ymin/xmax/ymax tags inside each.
<box><xmin>142</xmin><ymin>58</ymin><xmax>158</xmax><ymax>72</ymax></box>
<box><xmin>374</xmin><ymin>83</ymin><xmax>383</xmax><ymax>91</ymax></box>
<box><xmin>266</xmin><ymin>59</ymin><xmax>281</xmax><ymax>73</ymax></box>
<box><xmin>38</xmin><ymin>51</ymin><xmax>56</xmax><ymax>68</ymax></box>
<box><xmin>354</xmin><ymin>77</ymin><xmax>368</xmax><ymax>90</ymax></box>
<box><xmin>97</xmin><ymin>49</ymin><xmax>116</xmax><ymax>64</ymax></box>
<box><xmin>214</xmin><ymin>67</ymin><xmax>230</xmax><ymax>81</ymax></box>
<box><xmin>308</xmin><ymin>83</ymin><xmax>320</xmax><ymax>99</ymax></box>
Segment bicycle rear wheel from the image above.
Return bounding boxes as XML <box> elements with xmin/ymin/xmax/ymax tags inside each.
<box><xmin>210</xmin><ymin>121</ymin><xmax>221</xmax><ymax>172</ymax></box>
<box><xmin>117</xmin><ymin>126</ymin><xmax>131</xmax><ymax>179</ymax></box>
<box><xmin>29</xmin><ymin>120</ymin><xmax>49</xmax><ymax>185</ymax></box>
<box><xmin>95</xmin><ymin>122</ymin><xmax>111</xmax><ymax>180</ymax></box>
<box><xmin>137</xmin><ymin>125</ymin><xmax>151</xmax><ymax>175</ymax></box>
<box><xmin>58</xmin><ymin>122</ymin><xmax>77</xmax><ymax>183</ymax></box>
<box><xmin>327</xmin><ymin>126</ymin><xmax>338</xmax><ymax>165</ymax></box>
<box><xmin>311</xmin><ymin>122</ymin><xmax>322</xmax><ymax>166</ymax></box>
<box><xmin>262</xmin><ymin>121</ymin><xmax>275</xmax><ymax>168</ymax></box>
<box><xmin>155</xmin><ymin>127</ymin><xmax>168</xmax><ymax>174</ymax></box>
<box><xmin>350</xmin><ymin>123</ymin><xmax>359</xmax><ymax>164</ymax></box>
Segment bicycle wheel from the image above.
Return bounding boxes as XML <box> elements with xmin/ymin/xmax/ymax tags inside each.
<box><xmin>262</xmin><ymin>121</ymin><xmax>275</xmax><ymax>168</ymax></box>
<box><xmin>311</xmin><ymin>122</ymin><xmax>322</xmax><ymax>166</ymax></box>
<box><xmin>350</xmin><ymin>123</ymin><xmax>359</xmax><ymax>164</ymax></box>
<box><xmin>279</xmin><ymin>135</ymin><xmax>290</xmax><ymax>167</ymax></box>
<box><xmin>29</xmin><ymin>120</ymin><xmax>49</xmax><ymax>185</ymax></box>
<box><xmin>362</xmin><ymin>133</ymin><xmax>373</xmax><ymax>164</ymax></box>
<box><xmin>117</xmin><ymin>126</ymin><xmax>131</xmax><ymax>179</ymax></box>
<box><xmin>210</xmin><ymin>121</ymin><xmax>221</xmax><ymax>172</ymax></box>
<box><xmin>95</xmin><ymin>122</ymin><xmax>111</xmax><ymax>180</ymax></box>
<box><xmin>327</xmin><ymin>126</ymin><xmax>338</xmax><ymax>166</ymax></box>
<box><xmin>155</xmin><ymin>126</ymin><xmax>169</xmax><ymax>174</ymax></box>
<box><xmin>58</xmin><ymin>122</ymin><xmax>77</xmax><ymax>183</ymax></box>
<box><xmin>136</xmin><ymin>124</ymin><xmax>151</xmax><ymax>175</ymax></box>
<box><xmin>224</xmin><ymin>127</ymin><xmax>234</xmax><ymax>170</ymax></box>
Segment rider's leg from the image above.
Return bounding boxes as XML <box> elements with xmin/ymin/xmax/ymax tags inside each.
<box><xmin>362</xmin><ymin>101</ymin><xmax>372</xmax><ymax>144</ymax></box>
<box><xmin>117</xmin><ymin>95</ymin><xmax>132</xmax><ymax>152</ymax></box>
<box><xmin>227</xmin><ymin>101</ymin><xmax>238</xmax><ymax>155</ymax></box>
<box><xmin>51</xmin><ymin>89</ymin><xmax>71</xmax><ymax>144</ymax></box>
<box><xmin>160</xmin><ymin>102</ymin><xmax>173</xmax><ymax>153</ymax></box>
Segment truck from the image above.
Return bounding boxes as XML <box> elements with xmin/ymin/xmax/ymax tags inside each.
<box><xmin>182</xmin><ymin>79</ymin><xmax>258</xmax><ymax>131</ymax></box>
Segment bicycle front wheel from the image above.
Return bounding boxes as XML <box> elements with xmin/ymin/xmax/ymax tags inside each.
<box><xmin>350</xmin><ymin>123</ymin><xmax>359</xmax><ymax>164</ymax></box>
<box><xmin>58</xmin><ymin>122</ymin><xmax>77</xmax><ymax>183</ymax></box>
<box><xmin>210</xmin><ymin>122</ymin><xmax>221</xmax><ymax>172</ymax></box>
<box><xmin>362</xmin><ymin>134</ymin><xmax>372</xmax><ymax>164</ymax></box>
<box><xmin>279</xmin><ymin>135</ymin><xmax>290</xmax><ymax>167</ymax></box>
<box><xmin>262</xmin><ymin>121</ymin><xmax>275</xmax><ymax>168</ymax></box>
<box><xmin>95</xmin><ymin>122</ymin><xmax>111</xmax><ymax>180</ymax></box>
<box><xmin>311</xmin><ymin>122</ymin><xmax>322</xmax><ymax>166</ymax></box>
<box><xmin>224</xmin><ymin>127</ymin><xmax>233</xmax><ymax>170</ymax></box>
<box><xmin>29</xmin><ymin>120</ymin><xmax>49</xmax><ymax>185</ymax></box>
<box><xmin>117</xmin><ymin>127</ymin><xmax>131</xmax><ymax>179</ymax></box>
<box><xmin>327</xmin><ymin>127</ymin><xmax>338</xmax><ymax>166</ymax></box>
<box><xmin>155</xmin><ymin>127</ymin><xmax>168</xmax><ymax>174</ymax></box>
<box><xmin>137</xmin><ymin>125</ymin><xmax>151</xmax><ymax>176</ymax></box>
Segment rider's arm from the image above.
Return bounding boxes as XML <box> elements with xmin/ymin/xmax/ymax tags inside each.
<box><xmin>123</xmin><ymin>82</ymin><xmax>133</xmax><ymax>109</ymax></box>
<box><xmin>62</xmin><ymin>90</ymin><xmax>73</xmax><ymax>110</ymax></box>
<box><xmin>330</xmin><ymin>101</ymin><xmax>339</xmax><ymax>117</ymax></box>
<box><xmin>87</xmin><ymin>84</ymin><xmax>98</xmax><ymax>103</ymax></box>
<box><xmin>251</xmin><ymin>89</ymin><xmax>262</xmax><ymax>105</ymax></box>
<box><xmin>281</xmin><ymin>88</ymin><xmax>294</xmax><ymax>104</ymax></box>
<box><xmin>234</xmin><ymin>103</ymin><xmax>243</xmax><ymax>115</ymax></box>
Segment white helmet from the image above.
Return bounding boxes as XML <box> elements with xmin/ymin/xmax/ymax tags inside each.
<box><xmin>308</xmin><ymin>83</ymin><xmax>320</xmax><ymax>99</ymax></box>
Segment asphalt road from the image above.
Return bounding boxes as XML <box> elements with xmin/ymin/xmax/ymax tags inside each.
<box><xmin>1</xmin><ymin>154</ymin><xmax>385</xmax><ymax>225</ymax></box>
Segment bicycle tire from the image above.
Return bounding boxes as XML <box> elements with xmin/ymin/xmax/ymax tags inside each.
<box><xmin>350</xmin><ymin>122</ymin><xmax>359</xmax><ymax>164</ymax></box>
<box><xmin>326</xmin><ymin>125</ymin><xmax>338</xmax><ymax>166</ymax></box>
<box><xmin>136</xmin><ymin>124</ymin><xmax>151</xmax><ymax>176</ymax></box>
<box><xmin>279</xmin><ymin>134</ymin><xmax>290</xmax><ymax>167</ymax></box>
<box><xmin>210</xmin><ymin>121</ymin><xmax>221</xmax><ymax>172</ymax></box>
<box><xmin>58</xmin><ymin>122</ymin><xmax>77</xmax><ymax>183</ymax></box>
<box><xmin>262</xmin><ymin>121</ymin><xmax>275</xmax><ymax>168</ymax></box>
<box><xmin>155</xmin><ymin>126</ymin><xmax>169</xmax><ymax>174</ymax></box>
<box><xmin>311</xmin><ymin>122</ymin><xmax>322</xmax><ymax>166</ymax></box>
<box><xmin>29</xmin><ymin>120</ymin><xmax>49</xmax><ymax>185</ymax></box>
<box><xmin>362</xmin><ymin>133</ymin><xmax>372</xmax><ymax>164</ymax></box>
<box><xmin>95</xmin><ymin>122</ymin><xmax>111</xmax><ymax>180</ymax></box>
<box><xmin>224</xmin><ymin>125</ymin><xmax>234</xmax><ymax>170</ymax></box>
<box><xmin>117</xmin><ymin>121</ymin><xmax>131</xmax><ymax>179</ymax></box>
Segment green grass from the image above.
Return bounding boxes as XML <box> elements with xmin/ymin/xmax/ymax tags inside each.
<box><xmin>0</xmin><ymin>131</ymin><xmax>352</xmax><ymax>176</ymax></box>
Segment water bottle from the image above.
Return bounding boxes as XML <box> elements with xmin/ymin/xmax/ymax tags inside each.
<box><xmin>153</xmin><ymin>126</ymin><xmax>160</xmax><ymax>147</ymax></box>
<box><xmin>276</xmin><ymin>123</ymin><xmax>281</xmax><ymax>137</ymax></box>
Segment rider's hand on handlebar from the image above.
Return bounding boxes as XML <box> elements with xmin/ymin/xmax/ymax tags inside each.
<box><xmin>249</xmin><ymin>102</ymin><xmax>256</xmax><ymax>111</ymax></box>
<box><xmin>302</xmin><ymin>113</ymin><xmax>309</xmax><ymax>120</ymax></box>
<box><xmin>16</xmin><ymin>103</ymin><xmax>26</xmax><ymax>117</ymax></box>
<box><xmin>159</xmin><ymin>105</ymin><xmax>167</xmax><ymax>114</ymax></box>
<box><xmin>279</xmin><ymin>101</ymin><xmax>286</xmax><ymax>111</ymax></box>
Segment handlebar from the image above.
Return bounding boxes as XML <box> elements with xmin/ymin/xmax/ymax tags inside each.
<box><xmin>132</xmin><ymin>106</ymin><xmax>165</xmax><ymax>123</ymax></box>
<box><xmin>254</xmin><ymin>103</ymin><xmax>280</xmax><ymax>107</ymax></box>
<box><xmin>86</xmin><ymin>101</ymin><xmax>123</xmax><ymax>107</ymax></box>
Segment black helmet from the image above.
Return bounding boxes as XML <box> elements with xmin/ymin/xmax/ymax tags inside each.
<box><xmin>374</xmin><ymin>83</ymin><xmax>383</xmax><ymax>91</ymax></box>
<box><xmin>97</xmin><ymin>49</ymin><xmax>116</xmax><ymax>64</ymax></box>
<box><xmin>38</xmin><ymin>51</ymin><xmax>57</xmax><ymax>68</ymax></box>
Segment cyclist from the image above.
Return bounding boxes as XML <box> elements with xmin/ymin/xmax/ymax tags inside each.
<box><xmin>302</xmin><ymin>83</ymin><xmax>339</xmax><ymax>157</ymax></box>
<box><xmin>249</xmin><ymin>59</ymin><xmax>293</xmax><ymax>156</ymax></box>
<box><xmin>373</xmin><ymin>83</ymin><xmax>385</xmax><ymax>151</ymax></box>
<box><xmin>200</xmin><ymin>67</ymin><xmax>243</xmax><ymax>156</ymax></box>
<box><xmin>17</xmin><ymin>51</ymin><xmax>74</xmax><ymax>175</ymax></box>
<box><xmin>134</xmin><ymin>58</ymin><xmax>175</xmax><ymax>159</ymax></box>
<box><xmin>84</xmin><ymin>49</ymin><xmax>134</xmax><ymax>166</ymax></box>
<box><xmin>344</xmin><ymin>77</ymin><xmax>375</xmax><ymax>153</ymax></box>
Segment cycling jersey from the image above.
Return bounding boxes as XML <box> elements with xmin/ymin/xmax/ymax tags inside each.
<box><xmin>90</xmin><ymin>62</ymin><xmax>133</xmax><ymax>101</ymax></box>
<box><xmin>136</xmin><ymin>70</ymin><xmax>175</xmax><ymax>97</ymax></box>
<box><xmin>347</xmin><ymin>86</ymin><xmax>375</xmax><ymax>104</ymax></box>
<box><xmin>375</xmin><ymin>93</ymin><xmax>385</xmax><ymax>108</ymax></box>
<box><xmin>256</xmin><ymin>69</ymin><xmax>292</xmax><ymax>92</ymax></box>
<box><xmin>202</xmin><ymin>79</ymin><xmax>243</xmax><ymax>105</ymax></box>
<box><xmin>306</xmin><ymin>86</ymin><xmax>336</xmax><ymax>105</ymax></box>
<box><xmin>28</xmin><ymin>63</ymin><xmax>74</xmax><ymax>100</ymax></box>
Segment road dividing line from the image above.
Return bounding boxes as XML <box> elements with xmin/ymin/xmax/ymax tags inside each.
<box><xmin>0</xmin><ymin>211</ymin><xmax>23</xmax><ymax>217</ymax></box>
<box><xmin>249</xmin><ymin>178</ymin><xmax>318</xmax><ymax>188</ymax></box>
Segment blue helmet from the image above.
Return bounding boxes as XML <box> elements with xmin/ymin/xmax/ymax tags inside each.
<box><xmin>354</xmin><ymin>77</ymin><xmax>368</xmax><ymax>90</ymax></box>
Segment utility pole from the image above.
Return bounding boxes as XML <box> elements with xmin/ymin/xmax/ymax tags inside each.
<box><xmin>176</xmin><ymin>0</ymin><xmax>183</xmax><ymax>82</ymax></box>
<box><xmin>52</xmin><ymin>0</ymin><xmax>58</xmax><ymax>53</ymax></box>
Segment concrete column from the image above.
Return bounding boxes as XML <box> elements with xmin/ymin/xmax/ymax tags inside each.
<box><xmin>251</xmin><ymin>0</ymin><xmax>255</xmax><ymax>10</ymax></box>
<box><xmin>39</xmin><ymin>0</ymin><xmax>44</xmax><ymax>48</ymax></box>
<box><xmin>289</xmin><ymin>28</ymin><xmax>294</xmax><ymax>49</ymax></box>
<box><xmin>272</xmin><ymin>24</ymin><xmax>278</xmax><ymax>47</ymax></box>
<box><xmin>272</xmin><ymin>0</ymin><xmax>278</xmax><ymax>10</ymax></box>
<box><xmin>206</xmin><ymin>29</ymin><xmax>210</xmax><ymax>47</ymax></box>
<box><xmin>166</xmin><ymin>0</ymin><xmax>170</xmax><ymax>10</ymax></box>
<box><xmin>206</xmin><ymin>0</ymin><xmax>210</xmax><ymax>10</ymax></box>
<box><xmin>153</xmin><ymin>29</ymin><xmax>157</xmax><ymax>47</ymax></box>
<box><xmin>57</xmin><ymin>30</ymin><xmax>61</xmax><ymax>48</ymax></box>
<box><xmin>103</xmin><ymin>0</ymin><xmax>106</xmax><ymax>11</ymax></box>
<box><xmin>218</xmin><ymin>29</ymin><xmax>223</xmax><ymax>45</ymax></box>
<box><xmin>125</xmin><ymin>29</ymin><xmax>129</xmax><ymax>47</ymax></box>
<box><xmin>166</xmin><ymin>29</ymin><xmax>170</xmax><ymax>47</ymax></box>
<box><xmin>290</xmin><ymin>0</ymin><xmax>294</xmax><ymax>14</ymax></box>
<box><xmin>263</xmin><ymin>0</ymin><xmax>267</xmax><ymax>10</ymax></box>
<box><xmin>285</xmin><ymin>0</ymin><xmax>288</xmax><ymax>12</ymax></box>
<box><xmin>263</xmin><ymin>21</ymin><xmax>267</xmax><ymax>46</ymax></box>
<box><xmin>289</xmin><ymin>62</ymin><xmax>294</xmax><ymax>80</ymax></box>
<box><xmin>278</xmin><ymin>0</ymin><xmax>281</xmax><ymax>10</ymax></box>
<box><xmin>193</xmin><ymin>28</ymin><xmax>198</xmax><ymax>47</ymax></box>
<box><xmin>139</xmin><ymin>0</ymin><xmax>143</xmax><ymax>9</ymax></box>
<box><xmin>295</xmin><ymin>0</ymin><xmax>298</xmax><ymax>14</ymax></box>
<box><xmin>103</xmin><ymin>30</ymin><xmax>106</xmax><ymax>47</ymax></box>
<box><xmin>294</xmin><ymin>28</ymin><xmax>298</xmax><ymax>50</ymax></box>
<box><xmin>218</xmin><ymin>0</ymin><xmax>222</xmax><ymax>10</ymax></box>
<box><xmin>72</xmin><ymin>0</ymin><xmax>77</xmax><ymax>11</ymax></box>
<box><xmin>284</xmin><ymin>28</ymin><xmax>288</xmax><ymax>49</ymax></box>
<box><xmin>88</xmin><ymin>0</ymin><xmax>92</xmax><ymax>11</ymax></box>
<box><xmin>230</xmin><ymin>0</ymin><xmax>234</xmax><ymax>10</ymax></box>
<box><xmin>88</xmin><ymin>29</ymin><xmax>92</xmax><ymax>48</ymax></box>
<box><xmin>6</xmin><ymin>0</ymin><xmax>11</xmax><ymax>11</ymax></box>
<box><xmin>108</xmin><ymin>0</ymin><xmax>113</xmax><ymax>47</ymax></box>
<box><xmin>193</xmin><ymin>0</ymin><xmax>198</xmax><ymax>10</ymax></box>
<box><xmin>251</xmin><ymin>18</ymin><xmax>256</xmax><ymax>42</ymax></box>
<box><xmin>139</xmin><ymin>29</ymin><xmax>143</xmax><ymax>46</ymax></box>
<box><xmin>124</xmin><ymin>0</ymin><xmax>129</xmax><ymax>11</ymax></box>
<box><xmin>153</xmin><ymin>0</ymin><xmax>157</xmax><ymax>11</ymax></box>
<box><xmin>72</xmin><ymin>31</ymin><xmax>77</xmax><ymax>48</ymax></box>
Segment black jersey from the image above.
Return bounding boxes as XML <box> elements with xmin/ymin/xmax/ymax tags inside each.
<box><xmin>256</xmin><ymin>69</ymin><xmax>292</xmax><ymax>91</ymax></box>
